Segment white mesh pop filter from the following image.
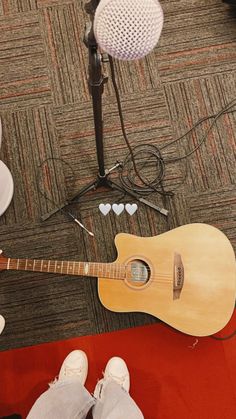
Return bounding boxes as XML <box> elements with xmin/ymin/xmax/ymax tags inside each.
<box><xmin>94</xmin><ymin>0</ymin><xmax>164</xmax><ymax>60</ymax></box>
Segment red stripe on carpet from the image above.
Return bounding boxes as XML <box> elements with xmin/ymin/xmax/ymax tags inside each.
<box><xmin>1</xmin><ymin>311</ymin><xmax>236</xmax><ymax>419</ymax></box>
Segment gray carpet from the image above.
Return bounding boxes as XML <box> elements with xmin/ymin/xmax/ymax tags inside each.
<box><xmin>0</xmin><ymin>0</ymin><xmax>235</xmax><ymax>350</ymax></box>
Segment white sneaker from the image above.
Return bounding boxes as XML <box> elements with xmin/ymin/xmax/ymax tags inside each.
<box><xmin>57</xmin><ymin>350</ymin><xmax>88</xmax><ymax>385</ymax></box>
<box><xmin>103</xmin><ymin>356</ymin><xmax>130</xmax><ymax>392</ymax></box>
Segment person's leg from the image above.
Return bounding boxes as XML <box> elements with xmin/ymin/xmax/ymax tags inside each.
<box><xmin>27</xmin><ymin>350</ymin><xmax>95</xmax><ymax>419</ymax></box>
<box><xmin>92</xmin><ymin>357</ymin><xmax>144</xmax><ymax>419</ymax></box>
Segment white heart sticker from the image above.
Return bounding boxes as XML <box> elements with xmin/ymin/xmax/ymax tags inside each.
<box><xmin>112</xmin><ymin>203</ymin><xmax>124</xmax><ymax>215</ymax></box>
<box><xmin>99</xmin><ymin>203</ymin><xmax>111</xmax><ymax>216</ymax></box>
<box><xmin>125</xmin><ymin>203</ymin><xmax>138</xmax><ymax>215</ymax></box>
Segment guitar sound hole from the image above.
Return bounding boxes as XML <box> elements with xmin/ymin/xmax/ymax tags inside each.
<box><xmin>126</xmin><ymin>260</ymin><xmax>150</xmax><ymax>288</ymax></box>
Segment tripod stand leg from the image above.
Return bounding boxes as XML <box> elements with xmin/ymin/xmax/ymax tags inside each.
<box><xmin>70</xmin><ymin>178</ymin><xmax>101</xmax><ymax>202</ymax></box>
<box><xmin>41</xmin><ymin>178</ymin><xmax>102</xmax><ymax>221</ymax></box>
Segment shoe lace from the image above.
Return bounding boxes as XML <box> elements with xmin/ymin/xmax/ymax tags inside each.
<box><xmin>63</xmin><ymin>366</ymin><xmax>83</xmax><ymax>377</ymax></box>
<box><xmin>49</xmin><ymin>376</ymin><xmax>59</xmax><ymax>387</ymax></box>
<box><xmin>103</xmin><ymin>371</ymin><xmax>126</xmax><ymax>385</ymax></box>
<box><xmin>49</xmin><ymin>366</ymin><xmax>83</xmax><ymax>387</ymax></box>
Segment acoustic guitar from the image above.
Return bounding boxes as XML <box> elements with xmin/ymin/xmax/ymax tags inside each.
<box><xmin>0</xmin><ymin>223</ymin><xmax>235</xmax><ymax>336</ymax></box>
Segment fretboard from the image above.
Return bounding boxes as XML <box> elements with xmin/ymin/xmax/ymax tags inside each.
<box><xmin>5</xmin><ymin>258</ymin><xmax>126</xmax><ymax>280</ymax></box>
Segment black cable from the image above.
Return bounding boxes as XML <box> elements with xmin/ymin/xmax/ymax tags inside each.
<box><xmin>161</xmin><ymin>98</ymin><xmax>236</xmax><ymax>162</ymax></box>
<box><xmin>211</xmin><ymin>330</ymin><xmax>236</xmax><ymax>340</ymax></box>
<box><xmin>36</xmin><ymin>157</ymin><xmax>75</xmax><ymax>209</ymax></box>
<box><xmin>36</xmin><ymin>158</ymin><xmax>95</xmax><ymax>236</ymax></box>
<box><xmin>108</xmin><ymin>55</ymin><xmax>172</xmax><ymax>198</ymax></box>
<box><xmin>37</xmin><ymin>60</ymin><xmax>236</xmax><ymax>222</ymax></box>
<box><xmin>108</xmin><ymin>55</ymin><xmax>236</xmax><ymax>198</ymax></box>
<box><xmin>36</xmin><ymin>157</ymin><xmax>78</xmax><ymax>221</ymax></box>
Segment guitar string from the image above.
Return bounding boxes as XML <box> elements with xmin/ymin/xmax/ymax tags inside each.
<box><xmin>2</xmin><ymin>258</ymin><xmax>229</xmax><ymax>283</ymax></box>
<box><xmin>4</xmin><ymin>266</ymin><xmax>174</xmax><ymax>281</ymax></box>
<box><xmin>1</xmin><ymin>268</ymin><xmax>178</xmax><ymax>284</ymax></box>
<box><xmin>1</xmin><ymin>261</ymin><xmax>227</xmax><ymax>290</ymax></box>
<box><xmin>2</xmin><ymin>260</ymin><xmax>197</xmax><ymax>285</ymax></box>
<box><xmin>4</xmin><ymin>260</ymin><xmax>173</xmax><ymax>278</ymax></box>
<box><xmin>4</xmin><ymin>259</ymin><xmax>177</xmax><ymax>274</ymax></box>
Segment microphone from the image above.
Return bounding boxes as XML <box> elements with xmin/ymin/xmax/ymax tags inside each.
<box><xmin>94</xmin><ymin>0</ymin><xmax>164</xmax><ymax>61</ymax></box>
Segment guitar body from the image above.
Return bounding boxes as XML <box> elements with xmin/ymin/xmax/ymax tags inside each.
<box><xmin>98</xmin><ymin>223</ymin><xmax>236</xmax><ymax>336</ymax></box>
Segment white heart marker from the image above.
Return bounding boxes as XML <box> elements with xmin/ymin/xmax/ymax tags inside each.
<box><xmin>125</xmin><ymin>203</ymin><xmax>138</xmax><ymax>216</ymax></box>
<box><xmin>99</xmin><ymin>203</ymin><xmax>111</xmax><ymax>216</ymax></box>
<box><xmin>112</xmin><ymin>203</ymin><xmax>124</xmax><ymax>215</ymax></box>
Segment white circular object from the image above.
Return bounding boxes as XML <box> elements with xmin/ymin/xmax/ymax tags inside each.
<box><xmin>0</xmin><ymin>315</ymin><xmax>5</xmax><ymax>335</ymax></box>
<box><xmin>0</xmin><ymin>118</ymin><xmax>2</xmax><ymax>149</ymax></box>
<box><xmin>94</xmin><ymin>0</ymin><xmax>164</xmax><ymax>60</ymax></box>
<box><xmin>0</xmin><ymin>160</ymin><xmax>14</xmax><ymax>216</ymax></box>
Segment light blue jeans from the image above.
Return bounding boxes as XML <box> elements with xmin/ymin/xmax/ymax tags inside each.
<box><xmin>27</xmin><ymin>377</ymin><xmax>144</xmax><ymax>419</ymax></box>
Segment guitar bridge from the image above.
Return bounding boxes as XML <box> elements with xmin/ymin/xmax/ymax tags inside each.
<box><xmin>173</xmin><ymin>253</ymin><xmax>184</xmax><ymax>300</ymax></box>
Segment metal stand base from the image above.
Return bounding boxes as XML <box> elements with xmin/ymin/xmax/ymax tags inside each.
<box><xmin>41</xmin><ymin>166</ymin><xmax>168</xmax><ymax>221</ymax></box>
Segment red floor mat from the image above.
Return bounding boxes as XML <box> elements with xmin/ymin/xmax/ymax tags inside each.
<box><xmin>1</xmin><ymin>311</ymin><xmax>236</xmax><ymax>419</ymax></box>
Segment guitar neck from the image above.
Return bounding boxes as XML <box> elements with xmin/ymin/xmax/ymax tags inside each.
<box><xmin>2</xmin><ymin>258</ymin><xmax>126</xmax><ymax>280</ymax></box>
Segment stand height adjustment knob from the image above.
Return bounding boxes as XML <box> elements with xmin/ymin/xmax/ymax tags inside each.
<box><xmin>101</xmin><ymin>53</ymin><xmax>109</xmax><ymax>63</ymax></box>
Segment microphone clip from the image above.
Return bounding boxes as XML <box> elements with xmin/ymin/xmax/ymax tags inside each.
<box><xmin>84</xmin><ymin>0</ymin><xmax>99</xmax><ymax>15</ymax></box>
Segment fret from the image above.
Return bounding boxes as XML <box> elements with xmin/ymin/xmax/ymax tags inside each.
<box><xmin>69</xmin><ymin>262</ymin><xmax>73</xmax><ymax>273</ymax></box>
<box><xmin>25</xmin><ymin>259</ymin><xmax>28</xmax><ymax>270</ymax></box>
<box><xmin>7</xmin><ymin>258</ymin><xmax>10</xmax><ymax>269</ymax></box>
<box><xmin>17</xmin><ymin>259</ymin><xmax>19</xmax><ymax>270</ymax></box>
<box><xmin>40</xmin><ymin>260</ymin><xmax>43</xmax><ymax>272</ymax></box>
<box><xmin>61</xmin><ymin>261</ymin><xmax>63</xmax><ymax>274</ymax></box>
<box><xmin>54</xmin><ymin>261</ymin><xmax>57</xmax><ymax>273</ymax></box>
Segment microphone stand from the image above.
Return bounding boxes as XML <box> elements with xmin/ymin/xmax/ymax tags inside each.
<box><xmin>42</xmin><ymin>0</ymin><xmax>167</xmax><ymax>221</ymax></box>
